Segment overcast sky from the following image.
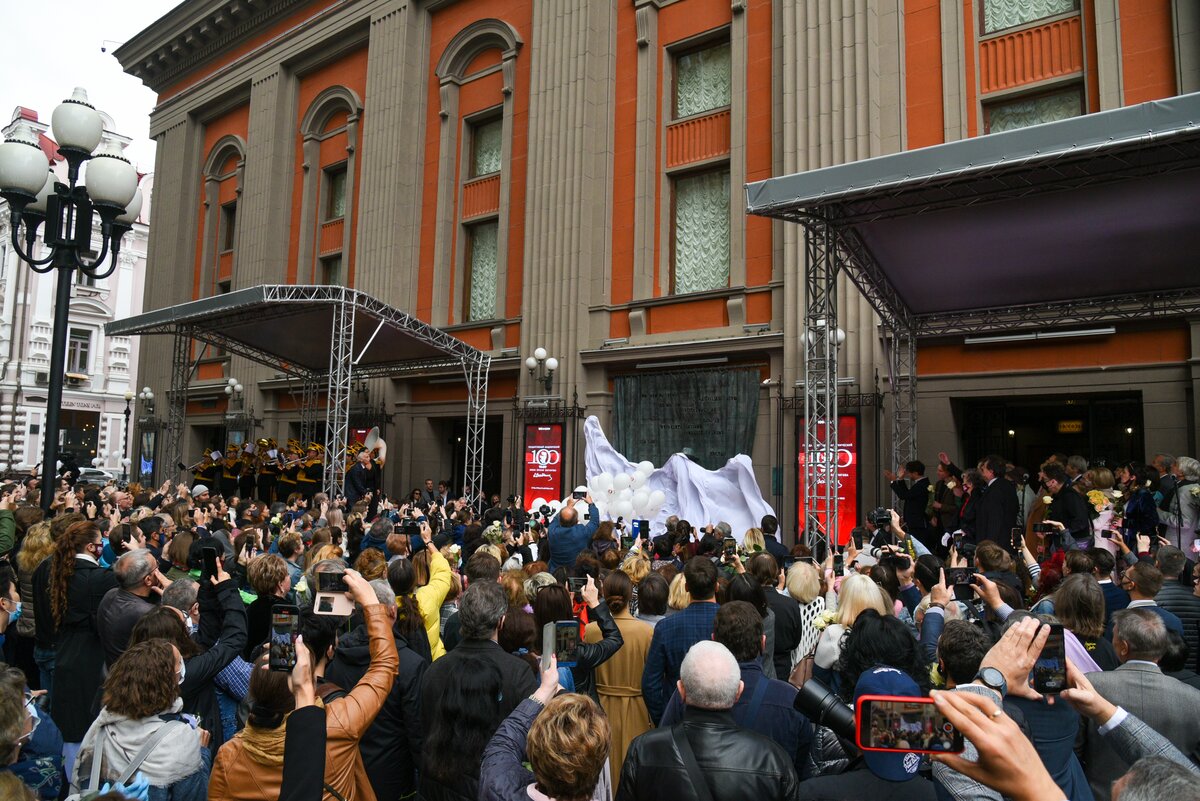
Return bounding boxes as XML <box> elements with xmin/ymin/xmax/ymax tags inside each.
<box><xmin>1</xmin><ymin>0</ymin><xmax>185</xmax><ymax>172</ymax></box>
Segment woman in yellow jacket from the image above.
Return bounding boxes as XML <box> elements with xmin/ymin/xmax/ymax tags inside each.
<box><xmin>389</xmin><ymin>520</ymin><xmax>453</xmax><ymax>659</ymax></box>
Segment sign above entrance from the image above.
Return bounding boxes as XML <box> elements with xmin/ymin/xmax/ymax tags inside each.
<box><xmin>1057</xmin><ymin>420</ymin><xmax>1084</xmax><ymax>434</ymax></box>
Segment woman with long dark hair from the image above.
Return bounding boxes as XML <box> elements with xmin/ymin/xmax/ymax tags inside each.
<box><xmin>726</xmin><ymin>573</ymin><xmax>778</xmax><ymax>679</ymax></box>
<box><xmin>531</xmin><ymin>578</ymin><xmax>623</xmax><ymax>699</ymax></box>
<box><xmin>38</xmin><ymin>520</ymin><xmax>115</xmax><ymax>767</ymax></box>
<box><xmin>834</xmin><ymin>609</ymin><xmax>929</xmax><ymax>701</ymax></box>
<box><xmin>386</xmin><ymin>557</ymin><xmax>434</xmax><ymax>663</ymax></box>
<box><xmin>421</xmin><ymin>655</ymin><xmax>503</xmax><ymax>801</ymax></box>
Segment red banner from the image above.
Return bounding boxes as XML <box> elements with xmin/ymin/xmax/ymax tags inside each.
<box><xmin>797</xmin><ymin>415</ymin><xmax>859</xmax><ymax>546</ymax></box>
<box><xmin>524</xmin><ymin>424</ymin><xmax>564</xmax><ymax>502</ymax></box>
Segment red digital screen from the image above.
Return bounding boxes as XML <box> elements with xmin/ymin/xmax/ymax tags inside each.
<box><xmin>524</xmin><ymin>424</ymin><xmax>563</xmax><ymax>503</ymax></box>
<box><xmin>797</xmin><ymin>415</ymin><xmax>859</xmax><ymax>546</ymax></box>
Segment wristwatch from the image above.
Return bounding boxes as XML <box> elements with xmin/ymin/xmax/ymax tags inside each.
<box><xmin>973</xmin><ymin>666</ymin><xmax>1007</xmax><ymax>696</ymax></box>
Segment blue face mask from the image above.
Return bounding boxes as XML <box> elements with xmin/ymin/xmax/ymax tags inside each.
<box><xmin>8</xmin><ymin>601</ymin><xmax>22</xmax><ymax>624</ymax></box>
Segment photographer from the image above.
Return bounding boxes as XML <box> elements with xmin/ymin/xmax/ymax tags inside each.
<box><xmin>545</xmin><ymin>494</ymin><xmax>600</xmax><ymax>573</ymax></box>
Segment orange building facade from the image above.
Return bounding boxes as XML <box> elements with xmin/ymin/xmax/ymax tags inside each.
<box><xmin>118</xmin><ymin>0</ymin><xmax>1200</xmax><ymax>535</ymax></box>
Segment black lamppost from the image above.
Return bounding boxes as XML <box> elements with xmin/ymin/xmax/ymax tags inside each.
<box><xmin>122</xmin><ymin>390</ymin><xmax>134</xmax><ymax>482</ymax></box>
<box><xmin>524</xmin><ymin>347</ymin><xmax>559</xmax><ymax>394</ymax></box>
<box><xmin>0</xmin><ymin>88</ymin><xmax>142</xmax><ymax>512</ymax></box>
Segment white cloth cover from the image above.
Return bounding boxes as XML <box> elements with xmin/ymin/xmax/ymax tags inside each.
<box><xmin>582</xmin><ymin>415</ymin><xmax>774</xmax><ymax>541</ymax></box>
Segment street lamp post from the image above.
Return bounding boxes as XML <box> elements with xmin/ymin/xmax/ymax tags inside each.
<box><xmin>0</xmin><ymin>88</ymin><xmax>141</xmax><ymax>512</ymax></box>
<box><xmin>122</xmin><ymin>390</ymin><xmax>134</xmax><ymax>481</ymax></box>
<box><xmin>524</xmin><ymin>347</ymin><xmax>559</xmax><ymax>394</ymax></box>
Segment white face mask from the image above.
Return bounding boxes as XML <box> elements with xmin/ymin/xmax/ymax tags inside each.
<box><xmin>177</xmin><ymin>660</ymin><xmax>186</xmax><ymax>686</ymax></box>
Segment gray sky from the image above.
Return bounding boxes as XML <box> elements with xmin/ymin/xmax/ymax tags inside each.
<box><xmin>1</xmin><ymin>0</ymin><xmax>185</xmax><ymax>172</ymax></box>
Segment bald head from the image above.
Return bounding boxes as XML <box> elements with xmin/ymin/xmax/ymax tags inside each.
<box><xmin>559</xmin><ymin>505</ymin><xmax>578</xmax><ymax>526</ymax></box>
<box><xmin>678</xmin><ymin>641</ymin><xmax>743</xmax><ymax>710</ymax></box>
<box><xmin>114</xmin><ymin>548</ymin><xmax>156</xmax><ymax>591</ymax></box>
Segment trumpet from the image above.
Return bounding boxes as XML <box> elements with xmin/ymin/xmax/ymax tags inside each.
<box><xmin>177</xmin><ymin>457</ymin><xmax>210</xmax><ymax>472</ymax></box>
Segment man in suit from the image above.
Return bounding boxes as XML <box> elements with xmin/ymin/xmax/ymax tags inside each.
<box><xmin>1153</xmin><ymin>453</ymin><xmax>1178</xmax><ymax>512</ymax></box>
<box><xmin>1082</xmin><ymin>608</ymin><xmax>1200</xmax><ymax>801</ymax></box>
<box><xmin>1066</xmin><ymin>455</ymin><xmax>1089</xmax><ymax>488</ymax></box>
<box><xmin>343</xmin><ymin>449</ymin><xmax>377</xmax><ymax>510</ymax></box>
<box><xmin>760</xmin><ymin>514</ymin><xmax>789</xmax><ymax>565</ymax></box>
<box><xmin>1121</xmin><ymin>562</ymin><xmax>1185</xmax><ymax>636</ymax></box>
<box><xmin>884</xmin><ymin>460</ymin><xmax>932</xmax><ymax>550</ymax></box>
<box><xmin>974</xmin><ymin>454</ymin><xmax>1019</xmax><ymax>552</ymax></box>
<box><xmin>419</xmin><ymin>478</ymin><xmax>436</xmax><ymax>505</ymax></box>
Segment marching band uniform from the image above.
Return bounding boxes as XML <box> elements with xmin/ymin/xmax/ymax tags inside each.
<box><xmin>256</xmin><ymin>440</ymin><xmax>282</xmax><ymax>504</ymax></box>
<box><xmin>218</xmin><ymin>447</ymin><xmax>241</xmax><ymax>498</ymax></box>
<box><xmin>192</xmin><ymin>456</ymin><xmax>219</xmax><ymax>490</ymax></box>
<box><xmin>296</xmin><ymin>444</ymin><xmax>323</xmax><ymax>501</ymax></box>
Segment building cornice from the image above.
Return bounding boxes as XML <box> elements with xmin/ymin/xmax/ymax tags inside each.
<box><xmin>114</xmin><ymin>0</ymin><xmax>316</xmax><ymax>94</ymax></box>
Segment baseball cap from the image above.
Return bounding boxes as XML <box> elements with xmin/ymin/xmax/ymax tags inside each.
<box><xmin>192</xmin><ymin>484</ymin><xmax>210</xmax><ymax>496</ymax></box>
<box><xmin>854</xmin><ymin>666</ymin><xmax>923</xmax><ymax>782</ymax></box>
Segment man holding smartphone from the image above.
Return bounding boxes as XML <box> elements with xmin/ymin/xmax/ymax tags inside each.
<box><xmin>546</xmin><ymin>493</ymin><xmax>600</xmax><ymax>572</ymax></box>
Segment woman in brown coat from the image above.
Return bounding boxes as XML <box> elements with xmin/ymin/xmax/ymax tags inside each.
<box><xmin>583</xmin><ymin>570</ymin><xmax>652</xmax><ymax>785</ymax></box>
<box><xmin>208</xmin><ymin>569</ymin><xmax>397</xmax><ymax>800</ymax></box>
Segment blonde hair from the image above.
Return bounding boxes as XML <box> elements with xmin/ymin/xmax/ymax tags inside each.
<box><xmin>742</xmin><ymin>528</ymin><xmax>765</xmax><ymax>553</ymax></box>
<box><xmin>667</xmin><ymin>572</ymin><xmax>692</xmax><ymax>611</ymax></box>
<box><xmin>15</xmin><ymin>521</ymin><xmax>55</xmax><ymax>574</ymax></box>
<box><xmin>308</xmin><ymin>543</ymin><xmax>344</xmax><ymax>567</ymax></box>
<box><xmin>477</xmin><ymin>544</ymin><xmax>506</xmax><ymax>564</ymax></box>
<box><xmin>1087</xmin><ymin>467</ymin><xmax>1116</xmax><ymax>490</ymax></box>
<box><xmin>785</xmin><ymin>561</ymin><xmax>821</xmax><ymax>604</ymax></box>
<box><xmin>621</xmin><ymin>553</ymin><xmax>651</xmax><ymax>584</ymax></box>
<box><xmin>835</xmin><ymin>573</ymin><xmax>890</xmax><ymax>627</ymax></box>
<box><xmin>527</xmin><ymin>694</ymin><xmax>610</xmax><ymax>800</ymax></box>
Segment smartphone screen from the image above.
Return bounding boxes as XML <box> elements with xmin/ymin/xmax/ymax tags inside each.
<box><xmin>621</xmin><ymin>535</ymin><xmax>634</xmax><ymax>550</ymax></box>
<box><xmin>1033</xmin><ymin>624</ymin><xmax>1067</xmax><ymax>693</ymax></box>
<box><xmin>566</xmin><ymin>577</ymin><xmax>587</xmax><ymax>594</ymax></box>
<box><xmin>833</xmin><ymin>553</ymin><xmax>844</xmax><ymax>574</ymax></box>
<box><xmin>1011</xmin><ymin>527</ymin><xmax>1024</xmax><ymax>552</ymax></box>
<box><xmin>852</xmin><ymin>530</ymin><xmax>864</xmax><ymax>550</ymax></box>
<box><xmin>722</xmin><ymin>537</ymin><xmax>737</xmax><ymax>558</ymax></box>
<box><xmin>572</xmin><ymin>491</ymin><xmax>586</xmax><ymax>500</ymax></box>
<box><xmin>317</xmin><ymin>571</ymin><xmax>349</xmax><ymax>593</ymax></box>
<box><xmin>1100</xmin><ymin>528</ymin><xmax>1115</xmax><ymax>540</ymax></box>
<box><xmin>201</xmin><ymin>546</ymin><xmax>219</xmax><ymax>581</ymax></box>
<box><xmin>631</xmin><ymin>519</ymin><xmax>649</xmax><ymax>539</ymax></box>
<box><xmin>857</xmin><ymin>696</ymin><xmax>965</xmax><ymax>754</ymax></box>
<box><xmin>945</xmin><ymin>567</ymin><xmax>976</xmax><ymax>602</ymax></box>
<box><xmin>813</xmin><ymin>538</ymin><xmax>828</xmax><ymax>565</ymax></box>
<box><xmin>554</xmin><ymin>621</ymin><xmax>580</xmax><ymax>667</ymax></box>
<box><xmin>268</xmin><ymin>605</ymin><xmax>299</xmax><ymax>672</ymax></box>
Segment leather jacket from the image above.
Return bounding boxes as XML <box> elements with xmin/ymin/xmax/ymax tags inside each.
<box><xmin>616</xmin><ymin>707</ymin><xmax>800</xmax><ymax>801</ymax></box>
<box><xmin>568</xmin><ymin>600</ymin><xmax>624</xmax><ymax>700</ymax></box>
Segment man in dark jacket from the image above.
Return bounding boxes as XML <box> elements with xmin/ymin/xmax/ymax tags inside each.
<box><xmin>1043</xmin><ymin>462</ymin><xmax>1091</xmax><ymax>547</ymax></box>
<box><xmin>760</xmin><ymin>514</ymin><xmax>789</xmax><ymax>564</ymax></box>
<box><xmin>619</xmin><ymin>640</ymin><xmax>800</xmax><ymax>801</ymax></box>
<box><xmin>546</xmin><ymin>495</ymin><xmax>600</xmax><ymax>572</ymax></box>
<box><xmin>1154</xmin><ymin>546</ymin><xmax>1200</xmax><ymax>660</ymax></box>
<box><xmin>96</xmin><ymin>549</ymin><xmax>164</xmax><ymax>666</ymax></box>
<box><xmin>974</xmin><ymin>454</ymin><xmax>1019</xmax><ymax>551</ymax></box>
<box><xmin>343</xmin><ymin>449</ymin><xmax>377</xmax><ymax>509</ymax></box>
<box><xmin>326</xmin><ymin>578</ymin><xmax>427</xmax><ymax>801</ymax></box>
<box><xmin>885</xmin><ymin>460</ymin><xmax>932</xmax><ymax>549</ymax></box>
<box><xmin>659</xmin><ymin>601</ymin><xmax>813</xmax><ymax>777</ymax></box>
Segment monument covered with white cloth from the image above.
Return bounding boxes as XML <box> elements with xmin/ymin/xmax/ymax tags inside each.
<box><xmin>572</xmin><ymin>415</ymin><xmax>774</xmax><ymax>541</ymax></box>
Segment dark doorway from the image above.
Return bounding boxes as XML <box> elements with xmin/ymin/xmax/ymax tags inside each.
<box><xmin>447</xmin><ymin>416</ymin><xmax>504</xmax><ymax>499</ymax></box>
<box><xmin>959</xmin><ymin>393</ymin><xmax>1144</xmax><ymax>473</ymax></box>
<box><xmin>59</xmin><ymin>409</ymin><xmax>100</xmax><ymax>466</ymax></box>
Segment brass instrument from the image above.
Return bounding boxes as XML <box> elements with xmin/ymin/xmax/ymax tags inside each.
<box><xmin>364</xmin><ymin>426</ymin><xmax>387</xmax><ymax>466</ymax></box>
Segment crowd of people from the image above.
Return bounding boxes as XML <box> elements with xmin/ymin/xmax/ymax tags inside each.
<box><xmin>0</xmin><ymin>447</ymin><xmax>1198</xmax><ymax>801</ymax></box>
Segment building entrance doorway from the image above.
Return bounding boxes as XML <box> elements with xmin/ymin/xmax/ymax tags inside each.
<box><xmin>59</xmin><ymin>409</ymin><xmax>100</xmax><ymax>466</ymax></box>
<box><xmin>959</xmin><ymin>393</ymin><xmax>1144</xmax><ymax>473</ymax></box>
<box><xmin>443</xmin><ymin>416</ymin><xmax>503</xmax><ymax>500</ymax></box>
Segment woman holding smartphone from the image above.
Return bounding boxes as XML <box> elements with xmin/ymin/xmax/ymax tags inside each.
<box><xmin>532</xmin><ymin>577</ymin><xmax>623</xmax><ymax>700</ymax></box>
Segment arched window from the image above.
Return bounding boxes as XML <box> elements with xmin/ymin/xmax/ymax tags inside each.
<box><xmin>200</xmin><ymin>135</ymin><xmax>246</xmax><ymax>296</ymax></box>
<box><xmin>429</xmin><ymin>19</ymin><xmax>522</xmax><ymax>328</ymax></box>
<box><xmin>297</xmin><ymin>86</ymin><xmax>362</xmax><ymax>286</ymax></box>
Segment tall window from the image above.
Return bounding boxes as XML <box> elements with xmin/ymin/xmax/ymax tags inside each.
<box><xmin>471</xmin><ymin>118</ymin><xmax>503</xmax><ymax>177</ymax></box>
<box><xmin>220</xmin><ymin>201</ymin><xmax>238</xmax><ymax>252</ymax></box>
<box><xmin>465</xmin><ymin>221</ymin><xmax>499</xmax><ymax>322</ymax></box>
<box><xmin>321</xmin><ymin>254</ymin><xmax>343</xmax><ymax>286</ymax></box>
<box><xmin>982</xmin><ymin>0</ymin><xmax>1078</xmax><ymax>34</ymax></box>
<box><xmin>674</xmin><ymin>40</ymin><xmax>732</xmax><ymax>119</ymax></box>
<box><xmin>67</xmin><ymin>328</ymin><xmax>91</xmax><ymax>373</ymax></box>
<box><xmin>672</xmin><ymin>170</ymin><xmax>730</xmax><ymax>295</ymax></box>
<box><xmin>325</xmin><ymin>167</ymin><xmax>347</xmax><ymax>221</ymax></box>
<box><xmin>986</xmin><ymin>87</ymin><xmax>1083</xmax><ymax>133</ymax></box>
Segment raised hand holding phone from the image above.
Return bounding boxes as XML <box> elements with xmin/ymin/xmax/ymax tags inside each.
<box><xmin>534</xmin><ymin>653</ymin><xmax>560</xmax><ymax>704</ymax></box>
<box><xmin>581</xmin><ymin>575</ymin><xmax>600</xmax><ymax>608</ymax></box>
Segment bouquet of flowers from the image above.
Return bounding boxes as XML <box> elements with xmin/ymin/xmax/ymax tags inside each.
<box><xmin>811</xmin><ymin>608</ymin><xmax>840</xmax><ymax>632</ymax></box>
<box><xmin>1086</xmin><ymin>489</ymin><xmax>1111</xmax><ymax>521</ymax></box>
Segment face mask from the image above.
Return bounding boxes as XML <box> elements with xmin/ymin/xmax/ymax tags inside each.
<box><xmin>185</xmin><ymin>617</ymin><xmax>196</xmax><ymax>635</ymax></box>
<box><xmin>178</xmin><ymin>661</ymin><xmax>187</xmax><ymax>686</ymax></box>
<box><xmin>7</xmin><ymin>601</ymin><xmax>22</xmax><ymax>624</ymax></box>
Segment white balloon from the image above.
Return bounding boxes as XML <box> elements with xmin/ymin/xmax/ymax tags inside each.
<box><xmin>613</xmin><ymin>473</ymin><xmax>631</xmax><ymax>491</ymax></box>
<box><xmin>630</xmin><ymin>472</ymin><xmax>647</xmax><ymax>490</ymax></box>
<box><xmin>637</xmin><ymin>461</ymin><xmax>655</xmax><ymax>475</ymax></box>
<box><xmin>632</xmin><ymin>490</ymin><xmax>650</xmax><ymax>513</ymax></box>
<box><xmin>587</xmin><ymin>475</ymin><xmax>601</xmax><ymax>494</ymax></box>
<box><xmin>530</xmin><ymin>497</ymin><xmax>546</xmax><ymax>512</ymax></box>
<box><xmin>593</xmin><ymin>473</ymin><xmax>613</xmax><ymax>493</ymax></box>
<box><xmin>618</xmin><ymin>487</ymin><xmax>633</xmax><ymax>502</ymax></box>
<box><xmin>613</xmin><ymin>500</ymin><xmax>633</xmax><ymax>519</ymax></box>
<box><xmin>648</xmin><ymin>489</ymin><xmax>667</xmax><ymax>508</ymax></box>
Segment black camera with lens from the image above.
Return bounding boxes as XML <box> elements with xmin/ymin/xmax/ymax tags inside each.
<box><xmin>870</xmin><ymin>507</ymin><xmax>891</xmax><ymax>529</ymax></box>
<box><xmin>1032</xmin><ymin>522</ymin><xmax>1056</xmax><ymax>534</ymax></box>
<box><xmin>793</xmin><ymin>677</ymin><xmax>855</xmax><ymax>742</ymax></box>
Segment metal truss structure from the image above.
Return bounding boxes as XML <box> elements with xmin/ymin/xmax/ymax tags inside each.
<box><xmin>801</xmin><ymin>223</ymin><xmax>839</xmax><ymax>549</ymax></box>
<box><xmin>747</xmin><ymin>93</ymin><xmax>1200</xmax><ymax>542</ymax></box>
<box><xmin>108</xmin><ymin>285</ymin><xmax>491</xmax><ymax>498</ymax></box>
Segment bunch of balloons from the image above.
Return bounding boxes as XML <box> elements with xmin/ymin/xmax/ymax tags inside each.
<box><xmin>587</xmin><ymin>461</ymin><xmax>668</xmax><ymax>521</ymax></box>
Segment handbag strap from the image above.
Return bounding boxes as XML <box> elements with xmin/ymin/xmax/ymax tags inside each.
<box><xmin>114</xmin><ymin>721</ymin><xmax>179</xmax><ymax>785</ymax></box>
<box><xmin>671</xmin><ymin>725</ymin><xmax>715</xmax><ymax>801</ymax></box>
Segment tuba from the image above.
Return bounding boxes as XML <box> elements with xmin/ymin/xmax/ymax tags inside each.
<box><xmin>364</xmin><ymin>426</ymin><xmax>388</xmax><ymax>466</ymax></box>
